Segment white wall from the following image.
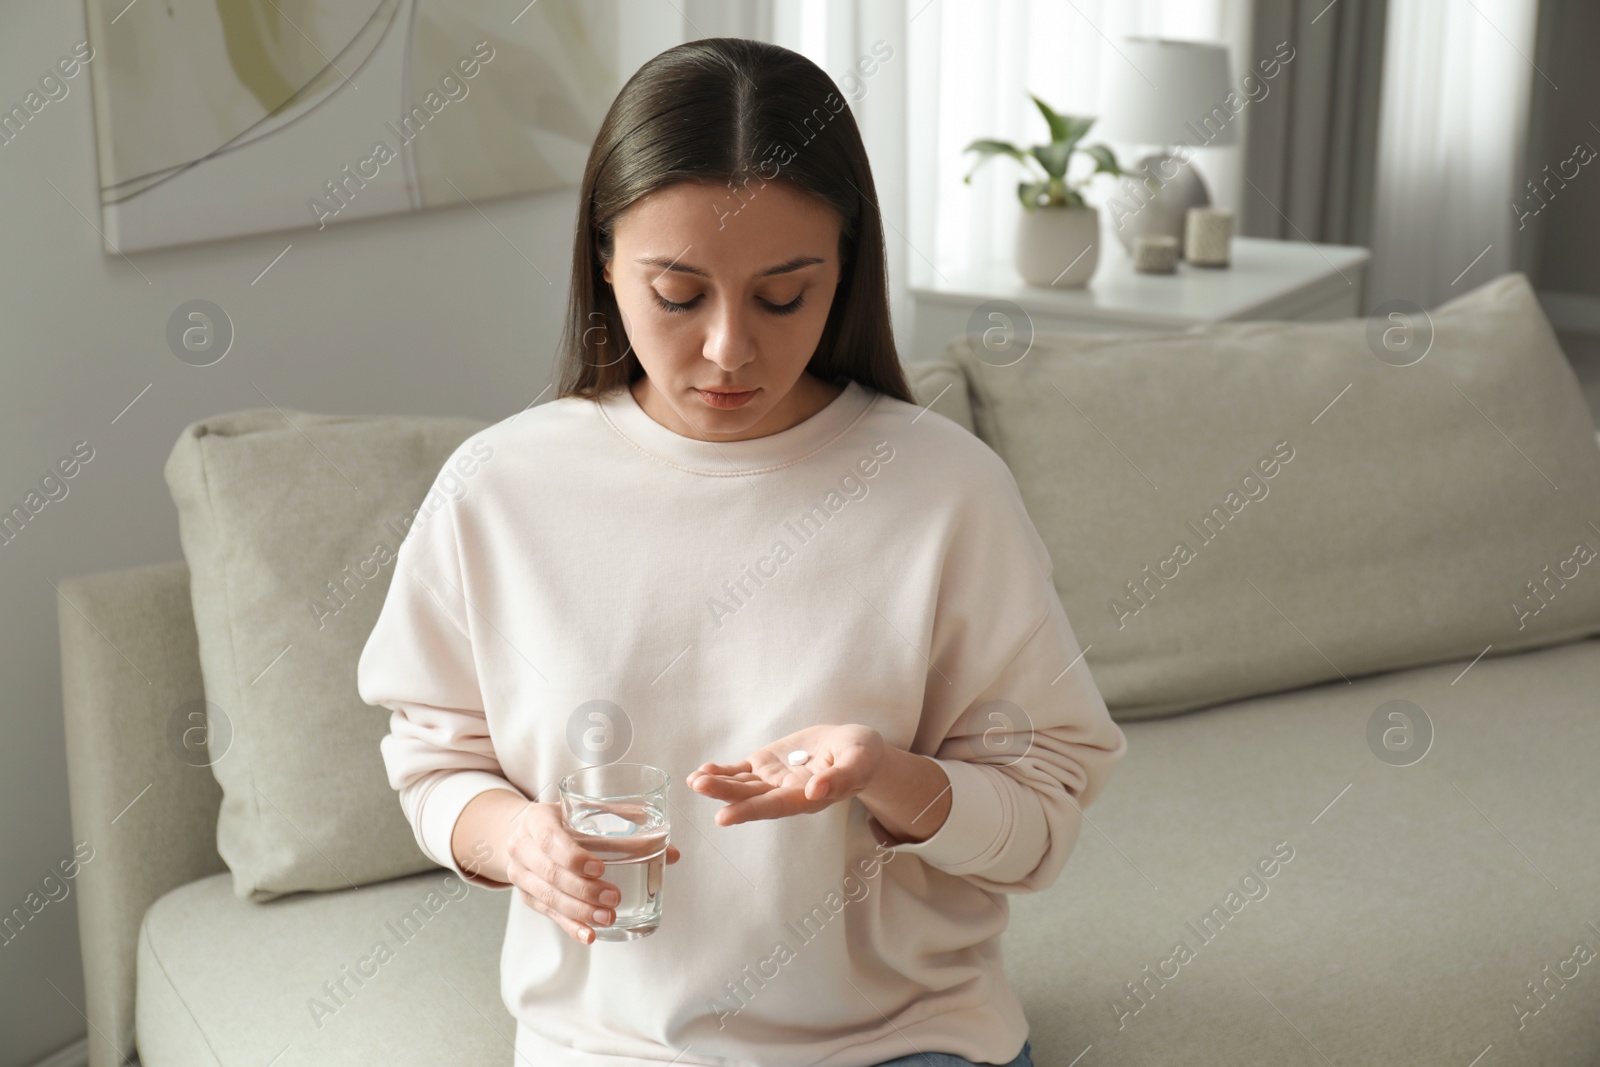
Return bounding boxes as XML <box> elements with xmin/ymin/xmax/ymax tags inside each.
<box><xmin>0</xmin><ymin>5</ymin><xmax>583</xmax><ymax>1062</ymax></box>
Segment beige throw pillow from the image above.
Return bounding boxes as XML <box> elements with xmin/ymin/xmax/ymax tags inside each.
<box><xmin>165</xmin><ymin>409</ymin><xmax>486</xmax><ymax>900</ymax></box>
<box><xmin>902</xmin><ymin>359</ymin><xmax>977</xmax><ymax>435</ymax></box>
<box><xmin>949</xmin><ymin>272</ymin><xmax>1600</xmax><ymax>720</ymax></box>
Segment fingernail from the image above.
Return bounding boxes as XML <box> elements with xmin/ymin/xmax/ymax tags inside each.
<box><xmin>593</xmin><ymin>908</ymin><xmax>611</xmax><ymax>924</ymax></box>
<box><xmin>601</xmin><ymin>889</ymin><xmax>620</xmax><ymax>906</ymax></box>
<box><xmin>585</xmin><ymin>860</ymin><xmax>603</xmax><ymax>876</ymax></box>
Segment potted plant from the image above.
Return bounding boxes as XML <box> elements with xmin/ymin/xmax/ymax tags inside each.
<box><xmin>964</xmin><ymin>95</ymin><xmax>1123</xmax><ymax>288</ymax></box>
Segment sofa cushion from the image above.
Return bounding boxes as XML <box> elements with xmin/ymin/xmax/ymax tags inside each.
<box><xmin>136</xmin><ymin>870</ymin><xmax>512</xmax><ymax>1065</ymax></box>
<box><xmin>164</xmin><ymin>410</ymin><xmax>485</xmax><ymax>900</ymax></box>
<box><xmin>902</xmin><ymin>358</ymin><xmax>977</xmax><ymax>434</ymax></box>
<box><xmin>1005</xmin><ymin>632</ymin><xmax>1600</xmax><ymax>1066</ymax></box>
<box><xmin>949</xmin><ymin>272</ymin><xmax>1600</xmax><ymax>720</ymax></box>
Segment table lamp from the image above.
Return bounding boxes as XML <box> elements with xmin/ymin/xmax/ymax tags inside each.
<box><xmin>1096</xmin><ymin>37</ymin><xmax>1237</xmax><ymax>258</ymax></box>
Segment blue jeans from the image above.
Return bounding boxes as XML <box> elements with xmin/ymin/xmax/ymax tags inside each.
<box><xmin>865</xmin><ymin>1038</ymin><xmax>1033</xmax><ymax>1067</ymax></box>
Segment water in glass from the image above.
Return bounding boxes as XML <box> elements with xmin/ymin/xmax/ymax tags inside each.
<box><xmin>567</xmin><ymin>800</ymin><xmax>667</xmax><ymax>941</ymax></box>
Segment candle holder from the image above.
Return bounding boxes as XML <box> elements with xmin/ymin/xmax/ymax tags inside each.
<box><xmin>1133</xmin><ymin>234</ymin><xmax>1179</xmax><ymax>273</ymax></box>
<box><xmin>1184</xmin><ymin>207</ymin><xmax>1233</xmax><ymax>267</ymax></box>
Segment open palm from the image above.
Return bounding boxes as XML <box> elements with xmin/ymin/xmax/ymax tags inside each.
<box><xmin>687</xmin><ymin>724</ymin><xmax>885</xmax><ymax>826</ymax></box>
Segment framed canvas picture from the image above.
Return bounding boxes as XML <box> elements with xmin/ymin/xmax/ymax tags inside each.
<box><xmin>84</xmin><ymin>0</ymin><xmax>621</xmax><ymax>253</ymax></box>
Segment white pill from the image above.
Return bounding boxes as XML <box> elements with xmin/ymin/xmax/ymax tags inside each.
<box><xmin>786</xmin><ymin>749</ymin><xmax>809</xmax><ymax>766</ymax></box>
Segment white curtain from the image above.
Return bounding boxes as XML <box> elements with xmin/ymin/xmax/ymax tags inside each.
<box><xmin>1366</xmin><ymin>0</ymin><xmax>1540</xmax><ymax>310</ymax></box>
<box><xmin>616</xmin><ymin>0</ymin><xmax>1254</xmax><ymax>357</ymax></box>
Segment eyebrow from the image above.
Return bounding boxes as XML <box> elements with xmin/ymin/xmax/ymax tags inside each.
<box><xmin>635</xmin><ymin>254</ymin><xmax>826</xmax><ymax>279</ymax></box>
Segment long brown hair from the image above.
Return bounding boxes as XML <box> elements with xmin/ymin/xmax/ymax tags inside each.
<box><xmin>554</xmin><ymin>37</ymin><xmax>912</xmax><ymax>404</ymax></box>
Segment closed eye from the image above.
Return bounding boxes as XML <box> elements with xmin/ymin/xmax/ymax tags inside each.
<box><xmin>653</xmin><ymin>292</ymin><xmax>700</xmax><ymax>314</ymax></box>
<box><xmin>651</xmin><ymin>292</ymin><xmax>807</xmax><ymax>316</ymax></box>
<box><xmin>762</xmin><ymin>294</ymin><xmax>806</xmax><ymax>316</ymax></box>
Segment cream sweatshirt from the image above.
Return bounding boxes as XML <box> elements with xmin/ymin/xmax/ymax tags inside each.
<box><xmin>356</xmin><ymin>376</ymin><xmax>1128</xmax><ymax>1067</ymax></box>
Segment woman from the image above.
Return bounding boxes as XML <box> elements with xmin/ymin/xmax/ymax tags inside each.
<box><xmin>357</xmin><ymin>36</ymin><xmax>1127</xmax><ymax>1067</ymax></box>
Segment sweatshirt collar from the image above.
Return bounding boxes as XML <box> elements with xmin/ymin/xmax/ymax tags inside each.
<box><xmin>596</xmin><ymin>377</ymin><xmax>875</xmax><ymax>476</ymax></box>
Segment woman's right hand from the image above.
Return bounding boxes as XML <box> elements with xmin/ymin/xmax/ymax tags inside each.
<box><xmin>505</xmin><ymin>801</ymin><xmax>681</xmax><ymax>945</ymax></box>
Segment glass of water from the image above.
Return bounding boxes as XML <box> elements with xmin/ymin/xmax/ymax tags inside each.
<box><xmin>558</xmin><ymin>763</ymin><xmax>670</xmax><ymax>941</ymax></box>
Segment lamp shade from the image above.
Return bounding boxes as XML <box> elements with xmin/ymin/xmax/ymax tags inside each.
<box><xmin>1097</xmin><ymin>37</ymin><xmax>1238</xmax><ymax>148</ymax></box>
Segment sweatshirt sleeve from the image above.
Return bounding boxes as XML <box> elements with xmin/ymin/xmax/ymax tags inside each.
<box><xmin>356</xmin><ymin>499</ymin><xmax>527</xmax><ymax>891</ymax></box>
<box><xmin>871</xmin><ymin>454</ymin><xmax>1128</xmax><ymax>894</ymax></box>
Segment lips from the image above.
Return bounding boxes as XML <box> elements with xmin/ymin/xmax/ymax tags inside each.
<box><xmin>694</xmin><ymin>386</ymin><xmax>758</xmax><ymax>409</ymax></box>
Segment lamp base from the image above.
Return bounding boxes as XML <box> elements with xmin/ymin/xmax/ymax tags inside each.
<box><xmin>1110</xmin><ymin>151</ymin><xmax>1213</xmax><ymax>259</ymax></box>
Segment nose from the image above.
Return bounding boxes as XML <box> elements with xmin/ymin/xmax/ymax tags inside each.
<box><xmin>701</xmin><ymin>295</ymin><xmax>757</xmax><ymax>374</ymax></box>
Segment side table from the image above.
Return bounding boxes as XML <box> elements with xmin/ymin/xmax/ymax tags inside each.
<box><xmin>908</xmin><ymin>236</ymin><xmax>1371</xmax><ymax>363</ymax></box>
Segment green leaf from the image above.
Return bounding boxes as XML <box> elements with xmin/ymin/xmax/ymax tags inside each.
<box><xmin>1017</xmin><ymin>180</ymin><xmax>1050</xmax><ymax>212</ymax></box>
<box><xmin>1082</xmin><ymin>142</ymin><xmax>1122</xmax><ymax>176</ymax></box>
<box><xmin>1030</xmin><ymin>94</ymin><xmax>1071</xmax><ymax>143</ymax></box>
<box><xmin>962</xmin><ymin>138</ymin><xmax>1033</xmax><ymax>183</ymax></box>
<box><xmin>1058</xmin><ymin>114</ymin><xmax>1096</xmax><ymax>152</ymax></box>
<box><xmin>1030</xmin><ymin>141</ymin><xmax>1072</xmax><ymax>180</ymax></box>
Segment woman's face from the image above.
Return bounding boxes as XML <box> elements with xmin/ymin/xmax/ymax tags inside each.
<box><xmin>602</xmin><ymin>179</ymin><xmax>844</xmax><ymax>441</ymax></box>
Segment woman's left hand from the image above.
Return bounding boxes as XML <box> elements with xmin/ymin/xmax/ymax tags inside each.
<box><xmin>687</xmin><ymin>724</ymin><xmax>885</xmax><ymax>826</ymax></box>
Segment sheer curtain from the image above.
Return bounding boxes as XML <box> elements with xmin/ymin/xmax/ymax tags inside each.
<box><xmin>1366</xmin><ymin>0</ymin><xmax>1540</xmax><ymax>310</ymax></box>
<box><xmin>617</xmin><ymin>0</ymin><xmax>1253</xmax><ymax>359</ymax></box>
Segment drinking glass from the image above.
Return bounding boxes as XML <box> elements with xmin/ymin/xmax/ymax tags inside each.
<box><xmin>558</xmin><ymin>762</ymin><xmax>670</xmax><ymax>941</ymax></box>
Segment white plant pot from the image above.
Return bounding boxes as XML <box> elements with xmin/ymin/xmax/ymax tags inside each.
<box><xmin>1014</xmin><ymin>205</ymin><xmax>1099</xmax><ymax>288</ymax></box>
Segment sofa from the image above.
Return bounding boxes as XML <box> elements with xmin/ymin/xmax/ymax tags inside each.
<box><xmin>59</xmin><ymin>273</ymin><xmax>1600</xmax><ymax>1066</ymax></box>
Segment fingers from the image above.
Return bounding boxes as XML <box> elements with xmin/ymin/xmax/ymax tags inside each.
<box><xmin>714</xmin><ymin>785</ymin><xmax>824</xmax><ymax>826</ymax></box>
<box><xmin>809</xmin><ymin>742</ymin><xmax>877</xmax><ymax>800</ymax></box>
<box><xmin>508</xmin><ymin>808</ymin><xmax>624</xmax><ymax>945</ymax></box>
<box><xmin>689</xmin><ymin>773</ymin><xmax>773</xmax><ymax>802</ymax></box>
<box><xmin>542</xmin><ymin>846</ymin><xmax>621</xmax><ymax>917</ymax></box>
<box><xmin>690</xmin><ymin>761</ymin><xmax>751</xmax><ymax>781</ymax></box>
<box><xmin>808</xmin><ymin>755</ymin><xmax>859</xmax><ymax>800</ymax></box>
<box><xmin>517</xmin><ymin>877</ymin><xmax>609</xmax><ymax>945</ymax></box>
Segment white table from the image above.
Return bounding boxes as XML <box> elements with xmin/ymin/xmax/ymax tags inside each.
<box><xmin>908</xmin><ymin>236</ymin><xmax>1371</xmax><ymax>363</ymax></box>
